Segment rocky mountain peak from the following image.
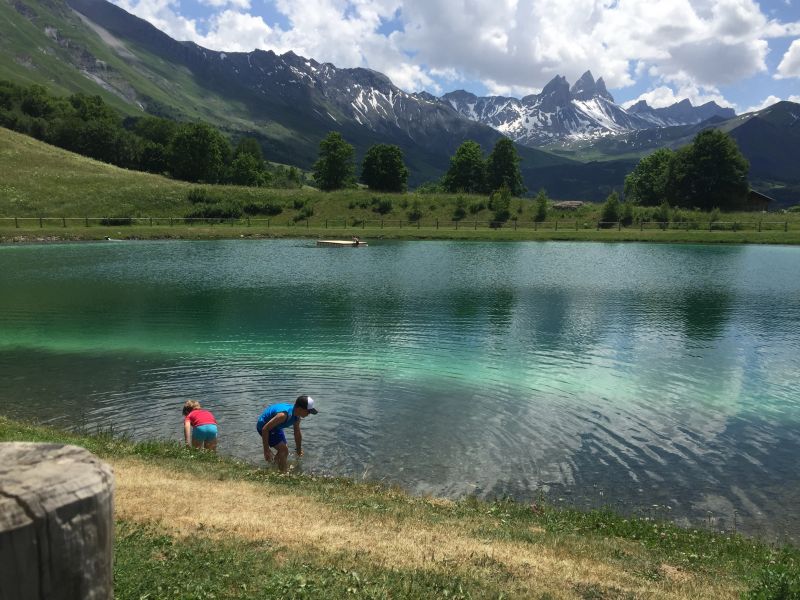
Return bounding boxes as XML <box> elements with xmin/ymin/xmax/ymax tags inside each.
<box><xmin>569</xmin><ymin>70</ymin><xmax>596</xmax><ymax>101</ymax></box>
<box><xmin>539</xmin><ymin>75</ymin><xmax>571</xmax><ymax>110</ymax></box>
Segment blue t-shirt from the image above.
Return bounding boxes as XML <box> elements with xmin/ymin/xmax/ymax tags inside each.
<box><xmin>256</xmin><ymin>403</ymin><xmax>297</xmax><ymax>435</ymax></box>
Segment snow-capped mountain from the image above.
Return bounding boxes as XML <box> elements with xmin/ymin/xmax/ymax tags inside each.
<box><xmin>442</xmin><ymin>71</ymin><xmax>735</xmax><ymax>147</ymax></box>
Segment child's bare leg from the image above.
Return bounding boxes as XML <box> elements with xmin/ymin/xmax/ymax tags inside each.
<box><xmin>191</xmin><ymin>438</ymin><xmax>202</xmax><ymax>449</ymax></box>
<box><xmin>275</xmin><ymin>443</ymin><xmax>289</xmax><ymax>472</ymax></box>
<box><xmin>205</xmin><ymin>439</ymin><xmax>218</xmax><ymax>452</ymax></box>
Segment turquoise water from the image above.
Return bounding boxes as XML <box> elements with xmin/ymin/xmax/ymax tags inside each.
<box><xmin>1</xmin><ymin>240</ymin><xmax>799</xmax><ymax>540</ymax></box>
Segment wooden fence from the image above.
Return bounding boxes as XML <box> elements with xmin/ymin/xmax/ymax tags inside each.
<box><xmin>0</xmin><ymin>217</ymin><xmax>792</xmax><ymax>232</ymax></box>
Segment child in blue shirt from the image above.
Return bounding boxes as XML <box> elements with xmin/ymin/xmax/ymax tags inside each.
<box><xmin>256</xmin><ymin>395</ymin><xmax>318</xmax><ymax>472</ymax></box>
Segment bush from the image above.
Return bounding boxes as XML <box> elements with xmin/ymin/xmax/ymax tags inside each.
<box><xmin>292</xmin><ymin>198</ymin><xmax>306</xmax><ymax>210</ymax></box>
<box><xmin>241</xmin><ymin>200</ymin><xmax>282</xmax><ymax>216</ymax></box>
<box><xmin>187</xmin><ymin>188</ymin><xmax>211</xmax><ymax>204</ymax></box>
<box><xmin>100</xmin><ymin>217</ymin><xmax>133</xmax><ymax>226</ymax></box>
<box><xmin>469</xmin><ymin>200</ymin><xmax>486</xmax><ymax>214</ymax></box>
<box><xmin>406</xmin><ymin>200</ymin><xmax>423</xmax><ymax>222</ymax></box>
<box><xmin>293</xmin><ymin>205</ymin><xmax>314</xmax><ymax>222</ymax></box>
<box><xmin>372</xmin><ymin>198</ymin><xmax>393</xmax><ymax>215</ymax></box>
<box><xmin>185</xmin><ymin>201</ymin><xmax>242</xmax><ymax>221</ymax></box>
<box><xmin>599</xmin><ymin>191</ymin><xmax>621</xmax><ymax>227</ymax></box>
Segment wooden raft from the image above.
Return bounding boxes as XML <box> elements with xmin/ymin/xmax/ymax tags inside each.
<box><xmin>316</xmin><ymin>240</ymin><xmax>368</xmax><ymax>247</ymax></box>
<box><xmin>0</xmin><ymin>442</ymin><xmax>114</xmax><ymax>600</ymax></box>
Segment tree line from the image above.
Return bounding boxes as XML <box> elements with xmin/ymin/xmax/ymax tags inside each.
<box><xmin>0</xmin><ymin>80</ymin><xmax>301</xmax><ymax>188</ymax></box>
<box><xmin>624</xmin><ymin>129</ymin><xmax>750</xmax><ymax>211</ymax></box>
<box><xmin>313</xmin><ymin>132</ymin><xmax>527</xmax><ymax>196</ymax></box>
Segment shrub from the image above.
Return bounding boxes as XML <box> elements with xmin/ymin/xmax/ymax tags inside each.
<box><xmin>292</xmin><ymin>198</ymin><xmax>306</xmax><ymax>210</ymax></box>
<box><xmin>469</xmin><ymin>200</ymin><xmax>486</xmax><ymax>214</ymax></box>
<box><xmin>241</xmin><ymin>200</ymin><xmax>282</xmax><ymax>216</ymax></box>
<box><xmin>406</xmin><ymin>200</ymin><xmax>423</xmax><ymax>222</ymax></box>
<box><xmin>372</xmin><ymin>198</ymin><xmax>393</xmax><ymax>215</ymax></box>
<box><xmin>100</xmin><ymin>217</ymin><xmax>133</xmax><ymax>226</ymax></box>
<box><xmin>187</xmin><ymin>188</ymin><xmax>211</xmax><ymax>204</ymax></box>
<box><xmin>744</xmin><ymin>553</ymin><xmax>800</xmax><ymax>599</ymax></box>
<box><xmin>293</xmin><ymin>205</ymin><xmax>314</xmax><ymax>222</ymax></box>
<box><xmin>185</xmin><ymin>201</ymin><xmax>242</xmax><ymax>221</ymax></box>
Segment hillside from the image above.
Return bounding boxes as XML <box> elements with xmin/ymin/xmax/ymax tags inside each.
<box><xmin>0</xmin><ymin>0</ymin><xmax>572</xmax><ymax>188</ymax></box>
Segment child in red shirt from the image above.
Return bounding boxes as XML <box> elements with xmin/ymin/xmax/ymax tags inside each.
<box><xmin>182</xmin><ymin>400</ymin><xmax>218</xmax><ymax>451</ymax></box>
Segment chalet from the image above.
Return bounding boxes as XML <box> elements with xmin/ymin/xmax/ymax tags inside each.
<box><xmin>746</xmin><ymin>189</ymin><xmax>774</xmax><ymax>211</ymax></box>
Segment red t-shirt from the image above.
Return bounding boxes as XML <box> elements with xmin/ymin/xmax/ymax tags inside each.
<box><xmin>185</xmin><ymin>409</ymin><xmax>216</xmax><ymax>427</ymax></box>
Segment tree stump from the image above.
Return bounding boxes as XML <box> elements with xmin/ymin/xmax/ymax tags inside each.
<box><xmin>0</xmin><ymin>443</ymin><xmax>114</xmax><ymax>600</ymax></box>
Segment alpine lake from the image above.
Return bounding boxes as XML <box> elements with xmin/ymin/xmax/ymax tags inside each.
<box><xmin>1</xmin><ymin>239</ymin><xmax>798</xmax><ymax>542</ymax></box>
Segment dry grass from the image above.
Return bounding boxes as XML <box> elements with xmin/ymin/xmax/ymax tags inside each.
<box><xmin>112</xmin><ymin>457</ymin><xmax>742</xmax><ymax>599</ymax></box>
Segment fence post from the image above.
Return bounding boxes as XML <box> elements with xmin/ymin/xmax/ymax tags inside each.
<box><xmin>534</xmin><ymin>221</ymin><xmax>537</xmax><ymax>231</ymax></box>
<box><xmin>514</xmin><ymin>220</ymin><xmax>517</xmax><ymax>231</ymax></box>
<box><xmin>40</xmin><ymin>217</ymin><xmax>43</xmax><ymax>228</ymax></box>
<box><xmin>417</xmin><ymin>220</ymin><xmax>420</xmax><ymax>229</ymax></box>
<box><xmin>556</xmin><ymin>219</ymin><xmax>559</xmax><ymax>231</ymax></box>
<box><xmin>15</xmin><ymin>217</ymin><xmax>18</xmax><ymax>229</ymax></box>
<box><xmin>268</xmin><ymin>219</ymin><xmax>270</xmax><ymax>229</ymax></box>
<box><xmin>306</xmin><ymin>219</ymin><xmax>309</xmax><ymax>229</ymax></box>
<box><xmin>597</xmin><ymin>221</ymin><xmax>600</xmax><ymax>231</ymax></box>
<box><xmin>455</xmin><ymin>220</ymin><xmax>458</xmax><ymax>230</ymax></box>
<box><xmin>381</xmin><ymin>220</ymin><xmax>384</xmax><ymax>229</ymax></box>
<box><xmin>62</xmin><ymin>217</ymin><xmax>66</xmax><ymax>228</ymax></box>
<box><xmin>474</xmin><ymin>220</ymin><xmax>477</xmax><ymax>230</ymax></box>
<box><xmin>640</xmin><ymin>220</ymin><xmax>643</xmax><ymax>231</ymax></box>
<box><xmin>247</xmin><ymin>217</ymin><xmax>250</xmax><ymax>227</ymax></box>
<box><xmin>85</xmin><ymin>217</ymin><xmax>88</xmax><ymax>227</ymax></box>
<box><xmin>709</xmin><ymin>221</ymin><xmax>713</xmax><ymax>231</ymax></box>
<box><xmin>575</xmin><ymin>219</ymin><xmax>578</xmax><ymax>231</ymax></box>
<box><xmin>618</xmin><ymin>221</ymin><xmax>621</xmax><ymax>231</ymax></box>
<box><xmin>758</xmin><ymin>220</ymin><xmax>761</xmax><ymax>232</ymax></box>
<box><xmin>786</xmin><ymin>221</ymin><xmax>789</xmax><ymax>232</ymax></box>
<box><xmin>436</xmin><ymin>219</ymin><xmax>439</xmax><ymax>230</ymax></box>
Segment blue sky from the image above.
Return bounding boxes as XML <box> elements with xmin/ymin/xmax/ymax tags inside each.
<box><xmin>113</xmin><ymin>0</ymin><xmax>800</xmax><ymax>113</ymax></box>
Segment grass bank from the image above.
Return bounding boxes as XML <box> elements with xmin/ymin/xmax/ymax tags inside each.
<box><xmin>2</xmin><ymin>127</ymin><xmax>800</xmax><ymax>245</ymax></box>
<box><xmin>4</xmin><ymin>224</ymin><xmax>800</xmax><ymax>245</ymax></box>
<box><xmin>2</xmin><ymin>416</ymin><xmax>799</xmax><ymax>599</ymax></box>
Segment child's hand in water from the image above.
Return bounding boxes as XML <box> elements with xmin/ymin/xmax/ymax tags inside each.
<box><xmin>264</xmin><ymin>449</ymin><xmax>273</xmax><ymax>463</ymax></box>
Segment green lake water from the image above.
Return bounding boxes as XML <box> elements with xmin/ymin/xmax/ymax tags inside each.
<box><xmin>1</xmin><ymin>239</ymin><xmax>799</xmax><ymax>540</ymax></box>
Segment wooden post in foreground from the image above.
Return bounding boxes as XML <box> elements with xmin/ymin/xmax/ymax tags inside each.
<box><xmin>0</xmin><ymin>443</ymin><xmax>114</xmax><ymax>600</ymax></box>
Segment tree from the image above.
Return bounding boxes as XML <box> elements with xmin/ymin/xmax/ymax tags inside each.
<box><xmin>624</xmin><ymin>148</ymin><xmax>674</xmax><ymax>206</ymax></box>
<box><xmin>486</xmin><ymin>138</ymin><xmax>525</xmax><ymax>196</ymax></box>
<box><xmin>599</xmin><ymin>191</ymin><xmax>621</xmax><ymax>226</ymax></box>
<box><xmin>361</xmin><ymin>144</ymin><xmax>409</xmax><ymax>192</ymax></box>
<box><xmin>313</xmin><ymin>131</ymin><xmax>355</xmax><ymax>191</ymax></box>
<box><xmin>533</xmin><ymin>189</ymin><xmax>549</xmax><ymax>222</ymax></box>
<box><xmin>490</xmin><ymin>184</ymin><xmax>512</xmax><ymax>223</ymax></box>
<box><xmin>443</xmin><ymin>140</ymin><xmax>487</xmax><ymax>193</ymax></box>
<box><xmin>227</xmin><ymin>153</ymin><xmax>269</xmax><ymax>186</ymax></box>
<box><xmin>168</xmin><ymin>122</ymin><xmax>231</xmax><ymax>183</ymax></box>
<box><xmin>667</xmin><ymin>129</ymin><xmax>749</xmax><ymax>210</ymax></box>
<box><xmin>234</xmin><ymin>137</ymin><xmax>263</xmax><ymax>161</ymax></box>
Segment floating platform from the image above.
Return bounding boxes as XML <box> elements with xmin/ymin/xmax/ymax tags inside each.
<box><xmin>316</xmin><ymin>240</ymin><xmax>368</xmax><ymax>247</ymax></box>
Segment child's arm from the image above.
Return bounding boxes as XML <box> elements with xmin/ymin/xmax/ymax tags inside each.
<box><xmin>183</xmin><ymin>419</ymin><xmax>192</xmax><ymax>446</ymax></box>
<box><xmin>293</xmin><ymin>421</ymin><xmax>303</xmax><ymax>456</ymax></box>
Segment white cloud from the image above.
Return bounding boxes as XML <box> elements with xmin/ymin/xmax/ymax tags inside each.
<box><xmin>776</xmin><ymin>39</ymin><xmax>800</xmax><ymax>78</ymax></box>
<box><xmin>743</xmin><ymin>95</ymin><xmax>782</xmax><ymax>113</ymax></box>
<box><xmin>111</xmin><ymin>0</ymin><xmax>800</xmax><ymax>100</ymax></box>
<box><xmin>622</xmin><ymin>79</ymin><xmax>734</xmax><ymax>110</ymax></box>
<box><xmin>790</xmin><ymin>94</ymin><xmax>800</xmax><ymax>102</ymax></box>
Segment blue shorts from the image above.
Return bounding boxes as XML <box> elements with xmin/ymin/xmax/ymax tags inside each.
<box><xmin>192</xmin><ymin>424</ymin><xmax>218</xmax><ymax>442</ymax></box>
<box><xmin>258</xmin><ymin>426</ymin><xmax>287</xmax><ymax>448</ymax></box>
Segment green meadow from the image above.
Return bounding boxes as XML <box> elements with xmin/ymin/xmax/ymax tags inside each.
<box><xmin>2</xmin><ymin>127</ymin><xmax>799</xmax><ymax>244</ymax></box>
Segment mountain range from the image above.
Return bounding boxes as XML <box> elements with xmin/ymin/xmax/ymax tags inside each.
<box><xmin>442</xmin><ymin>71</ymin><xmax>736</xmax><ymax>147</ymax></box>
<box><xmin>0</xmin><ymin>0</ymin><xmax>797</xmax><ymax>203</ymax></box>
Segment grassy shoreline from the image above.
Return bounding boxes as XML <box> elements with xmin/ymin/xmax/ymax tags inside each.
<box><xmin>4</xmin><ymin>224</ymin><xmax>800</xmax><ymax>245</ymax></box>
<box><xmin>1</xmin><ymin>415</ymin><xmax>798</xmax><ymax>598</ymax></box>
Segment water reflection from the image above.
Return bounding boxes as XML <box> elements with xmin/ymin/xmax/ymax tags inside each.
<box><xmin>0</xmin><ymin>240</ymin><xmax>799</xmax><ymax>542</ymax></box>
